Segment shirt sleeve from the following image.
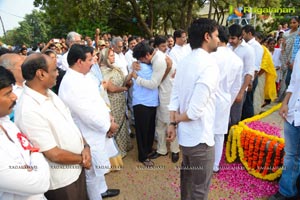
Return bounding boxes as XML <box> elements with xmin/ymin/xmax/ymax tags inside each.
<box><xmin>0</xmin><ymin>152</ymin><xmax>50</xmax><ymax>196</ymax></box>
<box><xmin>243</xmin><ymin>46</ymin><xmax>255</xmax><ymax>78</ymax></box>
<box><xmin>136</xmin><ymin>54</ymin><xmax>167</xmax><ymax>89</ymax></box>
<box><xmin>287</xmin><ymin>51</ymin><xmax>300</xmax><ymax>93</ymax></box>
<box><xmin>61</xmin><ymin>84</ymin><xmax>111</xmax><ymax>134</ymax></box>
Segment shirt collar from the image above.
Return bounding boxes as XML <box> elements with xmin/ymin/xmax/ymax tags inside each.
<box><xmin>23</xmin><ymin>85</ymin><xmax>52</xmax><ymax>105</ymax></box>
<box><xmin>67</xmin><ymin>67</ymin><xmax>86</xmax><ymax>78</ymax></box>
<box><xmin>247</xmin><ymin>37</ymin><xmax>256</xmax><ymax>45</ymax></box>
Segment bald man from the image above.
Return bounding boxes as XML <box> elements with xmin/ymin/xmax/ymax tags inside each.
<box><xmin>0</xmin><ymin>53</ymin><xmax>26</xmax><ymax>98</ymax></box>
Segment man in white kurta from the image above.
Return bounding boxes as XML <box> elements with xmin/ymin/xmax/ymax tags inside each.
<box><xmin>211</xmin><ymin>26</ymin><xmax>243</xmax><ymax>172</ymax></box>
<box><xmin>0</xmin><ymin>66</ymin><xmax>50</xmax><ymax>200</ymax></box>
<box><xmin>59</xmin><ymin>44</ymin><xmax>120</xmax><ymax>200</ymax></box>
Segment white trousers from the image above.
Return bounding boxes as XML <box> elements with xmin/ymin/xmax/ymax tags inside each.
<box><xmin>85</xmin><ymin>167</ymin><xmax>107</xmax><ymax>200</ymax></box>
<box><xmin>155</xmin><ymin>118</ymin><xmax>180</xmax><ymax>154</ymax></box>
<box><xmin>214</xmin><ymin>134</ymin><xmax>225</xmax><ymax>171</ymax></box>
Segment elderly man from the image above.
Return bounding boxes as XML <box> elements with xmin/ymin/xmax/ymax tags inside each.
<box><xmin>0</xmin><ymin>53</ymin><xmax>26</xmax><ymax>121</ymax></box>
<box><xmin>59</xmin><ymin>44</ymin><xmax>120</xmax><ymax>199</ymax></box>
<box><xmin>60</xmin><ymin>31</ymin><xmax>82</xmax><ymax>71</ymax></box>
<box><xmin>15</xmin><ymin>53</ymin><xmax>91</xmax><ymax>200</ymax></box>
<box><xmin>0</xmin><ymin>65</ymin><xmax>50</xmax><ymax>200</ymax></box>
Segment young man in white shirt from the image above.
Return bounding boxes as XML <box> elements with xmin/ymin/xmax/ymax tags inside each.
<box><xmin>211</xmin><ymin>26</ymin><xmax>243</xmax><ymax>173</ymax></box>
<box><xmin>15</xmin><ymin>54</ymin><xmax>91</xmax><ymax>200</ymax></box>
<box><xmin>0</xmin><ymin>66</ymin><xmax>50</xmax><ymax>200</ymax></box>
<box><xmin>228</xmin><ymin>24</ymin><xmax>256</xmax><ymax>127</ymax></box>
<box><xmin>167</xmin><ymin>18</ymin><xmax>220</xmax><ymax>200</ymax></box>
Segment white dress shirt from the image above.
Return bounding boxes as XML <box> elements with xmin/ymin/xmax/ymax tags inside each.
<box><xmin>169</xmin><ymin>48</ymin><xmax>219</xmax><ymax>147</ymax></box>
<box><xmin>59</xmin><ymin>51</ymin><xmax>69</xmax><ymax>71</ymax></box>
<box><xmin>247</xmin><ymin>37</ymin><xmax>264</xmax><ymax>72</ymax></box>
<box><xmin>114</xmin><ymin>52</ymin><xmax>128</xmax><ymax>76</ymax></box>
<box><xmin>15</xmin><ymin>86</ymin><xmax>83</xmax><ymax>190</ymax></box>
<box><xmin>59</xmin><ymin>68</ymin><xmax>111</xmax><ymax>176</ymax></box>
<box><xmin>0</xmin><ymin>116</ymin><xmax>50</xmax><ymax>200</ymax></box>
<box><xmin>286</xmin><ymin>50</ymin><xmax>300</xmax><ymax>126</ymax></box>
<box><xmin>168</xmin><ymin>44</ymin><xmax>192</xmax><ymax>69</ymax></box>
<box><xmin>211</xmin><ymin>46</ymin><xmax>243</xmax><ymax>134</ymax></box>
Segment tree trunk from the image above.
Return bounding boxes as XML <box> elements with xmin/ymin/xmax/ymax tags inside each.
<box><xmin>129</xmin><ymin>0</ymin><xmax>152</xmax><ymax>37</ymax></box>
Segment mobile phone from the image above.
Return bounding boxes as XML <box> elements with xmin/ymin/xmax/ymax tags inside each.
<box><xmin>53</xmin><ymin>39</ymin><xmax>60</xmax><ymax>43</ymax></box>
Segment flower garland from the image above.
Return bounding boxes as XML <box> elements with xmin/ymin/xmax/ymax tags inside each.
<box><xmin>226</xmin><ymin>103</ymin><xmax>285</xmax><ymax>181</ymax></box>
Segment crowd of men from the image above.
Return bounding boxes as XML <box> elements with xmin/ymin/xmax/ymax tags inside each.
<box><xmin>0</xmin><ymin>16</ymin><xmax>300</xmax><ymax>200</ymax></box>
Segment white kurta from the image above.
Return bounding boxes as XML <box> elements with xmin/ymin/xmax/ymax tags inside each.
<box><xmin>0</xmin><ymin>116</ymin><xmax>50</xmax><ymax>200</ymax></box>
<box><xmin>168</xmin><ymin>44</ymin><xmax>191</xmax><ymax>69</ymax></box>
<box><xmin>211</xmin><ymin>46</ymin><xmax>243</xmax><ymax>135</ymax></box>
<box><xmin>59</xmin><ymin>68</ymin><xmax>111</xmax><ymax>176</ymax></box>
<box><xmin>114</xmin><ymin>52</ymin><xmax>128</xmax><ymax>76</ymax></box>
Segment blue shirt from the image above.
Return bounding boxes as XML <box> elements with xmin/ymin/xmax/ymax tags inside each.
<box><xmin>132</xmin><ymin>62</ymin><xmax>159</xmax><ymax>107</ymax></box>
<box><xmin>291</xmin><ymin>33</ymin><xmax>300</xmax><ymax>63</ymax></box>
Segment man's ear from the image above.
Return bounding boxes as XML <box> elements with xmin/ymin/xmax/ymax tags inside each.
<box><xmin>36</xmin><ymin>69</ymin><xmax>44</xmax><ymax>80</ymax></box>
<box><xmin>204</xmin><ymin>32</ymin><xmax>210</xmax><ymax>42</ymax></box>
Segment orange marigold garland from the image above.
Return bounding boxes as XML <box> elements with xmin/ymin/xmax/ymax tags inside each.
<box><xmin>226</xmin><ymin>103</ymin><xmax>285</xmax><ymax>181</ymax></box>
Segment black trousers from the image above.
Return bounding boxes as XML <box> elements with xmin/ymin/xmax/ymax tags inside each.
<box><xmin>133</xmin><ymin>104</ymin><xmax>157</xmax><ymax>162</ymax></box>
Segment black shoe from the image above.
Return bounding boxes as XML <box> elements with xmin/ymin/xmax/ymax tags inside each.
<box><xmin>149</xmin><ymin>152</ymin><xmax>168</xmax><ymax>159</ymax></box>
<box><xmin>101</xmin><ymin>189</ymin><xmax>120</xmax><ymax>198</ymax></box>
<box><xmin>171</xmin><ymin>152</ymin><xmax>179</xmax><ymax>163</ymax></box>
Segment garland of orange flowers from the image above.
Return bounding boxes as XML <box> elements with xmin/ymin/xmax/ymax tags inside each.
<box><xmin>226</xmin><ymin>103</ymin><xmax>285</xmax><ymax>181</ymax></box>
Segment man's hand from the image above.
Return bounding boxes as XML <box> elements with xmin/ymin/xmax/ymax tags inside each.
<box><xmin>235</xmin><ymin>90</ymin><xmax>244</xmax><ymax>103</ymax></box>
<box><xmin>166</xmin><ymin>125</ymin><xmax>176</xmax><ymax>142</ymax></box>
<box><xmin>132</xmin><ymin>61</ymin><xmax>141</xmax><ymax>71</ymax></box>
<box><xmin>107</xmin><ymin>116</ymin><xmax>119</xmax><ymax>138</ymax></box>
<box><xmin>81</xmin><ymin>147</ymin><xmax>91</xmax><ymax>169</ymax></box>
<box><xmin>279</xmin><ymin>104</ymin><xmax>288</xmax><ymax>120</ymax></box>
<box><xmin>131</xmin><ymin>71</ymin><xmax>138</xmax><ymax>79</ymax></box>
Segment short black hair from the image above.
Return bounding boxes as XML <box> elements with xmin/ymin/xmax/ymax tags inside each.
<box><xmin>188</xmin><ymin>18</ymin><xmax>218</xmax><ymax>49</ymax></box>
<box><xmin>242</xmin><ymin>25</ymin><xmax>255</xmax><ymax>35</ymax></box>
<box><xmin>228</xmin><ymin>24</ymin><xmax>242</xmax><ymax>37</ymax></box>
<box><xmin>22</xmin><ymin>53</ymin><xmax>48</xmax><ymax>81</ymax></box>
<box><xmin>128</xmin><ymin>36</ymin><xmax>137</xmax><ymax>44</ymax></box>
<box><xmin>0</xmin><ymin>65</ymin><xmax>15</xmax><ymax>90</ymax></box>
<box><xmin>67</xmin><ymin>44</ymin><xmax>94</xmax><ymax>67</ymax></box>
<box><xmin>132</xmin><ymin>41</ymin><xmax>154</xmax><ymax>60</ymax></box>
<box><xmin>154</xmin><ymin>35</ymin><xmax>167</xmax><ymax>48</ymax></box>
<box><xmin>173</xmin><ymin>29</ymin><xmax>186</xmax><ymax>39</ymax></box>
<box><xmin>218</xmin><ymin>26</ymin><xmax>229</xmax><ymax>43</ymax></box>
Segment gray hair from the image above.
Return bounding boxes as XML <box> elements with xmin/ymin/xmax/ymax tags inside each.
<box><xmin>111</xmin><ymin>37</ymin><xmax>123</xmax><ymax>47</ymax></box>
<box><xmin>0</xmin><ymin>53</ymin><xmax>23</xmax><ymax>70</ymax></box>
<box><xmin>66</xmin><ymin>31</ymin><xmax>81</xmax><ymax>47</ymax></box>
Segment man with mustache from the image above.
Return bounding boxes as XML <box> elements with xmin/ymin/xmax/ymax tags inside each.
<box><xmin>59</xmin><ymin>44</ymin><xmax>120</xmax><ymax>199</ymax></box>
<box><xmin>0</xmin><ymin>66</ymin><xmax>50</xmax><ymax>199</ymax></box>
<box><xmin>15</xmin><ymin>53</ymin><xmax>91</xmax><ymax>200</ymax></box>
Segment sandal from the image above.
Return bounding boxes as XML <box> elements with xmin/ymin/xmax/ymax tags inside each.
<box><xmin>142</xmin><ymin>159</ymin><xmax>154</xmax><ymax>167</ymax></box>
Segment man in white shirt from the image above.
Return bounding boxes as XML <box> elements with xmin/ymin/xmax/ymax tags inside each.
<box><xmin>15</xmin><ymin>53</ymin><xmax>91</xmax><ymax>200</ymax></box>
<box><xmin>0</xmin><ymin>66</ymin><xmax>50</xmax><ymax>200</ymax></box>
<box><xmin>59</xmin><ymin>44</ymin><xmax>120</xmax><ymax>200</ymax></box>
<box><xmin>228</xmin><ymin>24</ymin><xmax>256</xmax><ymax>127</ymax></box>
<box><xmin>59</xmin><ymin>31</ymin><xmax>82</xmax><ymax>71</ymax></box>
<box><xmin>168</xmin><ymin>29</ymin><xmax>192</xmax><ymax>69</ymax></box>
<box><xmin>167</xmin><ymin>18</ymin><xmax>220</xmax><ymax>200</ymax></box>
<box><xmin>211</xmin><ymin>26</ymin><xmax>243</xmax><ymax>173</ymax></box>
<box><xmin>241</xmin><ymin>25</ymin><xmax>264</xmax><ymax>119</ymax></box>
<box><xmin>271</xmin><ymin>51</ymin><xmax>300</xmax><ymax>200</ymax></box>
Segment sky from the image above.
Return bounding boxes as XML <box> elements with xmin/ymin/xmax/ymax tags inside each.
<box><xmin>0</xmin><ymin>0</ymin><xmax>37</xmax><ymax>36</ymax></box>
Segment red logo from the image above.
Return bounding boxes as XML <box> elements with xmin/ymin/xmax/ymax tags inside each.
<box><xmin>17</xmin><ymin>133</ymin><xmax>39</xmax><ymax>152</ymax></box>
